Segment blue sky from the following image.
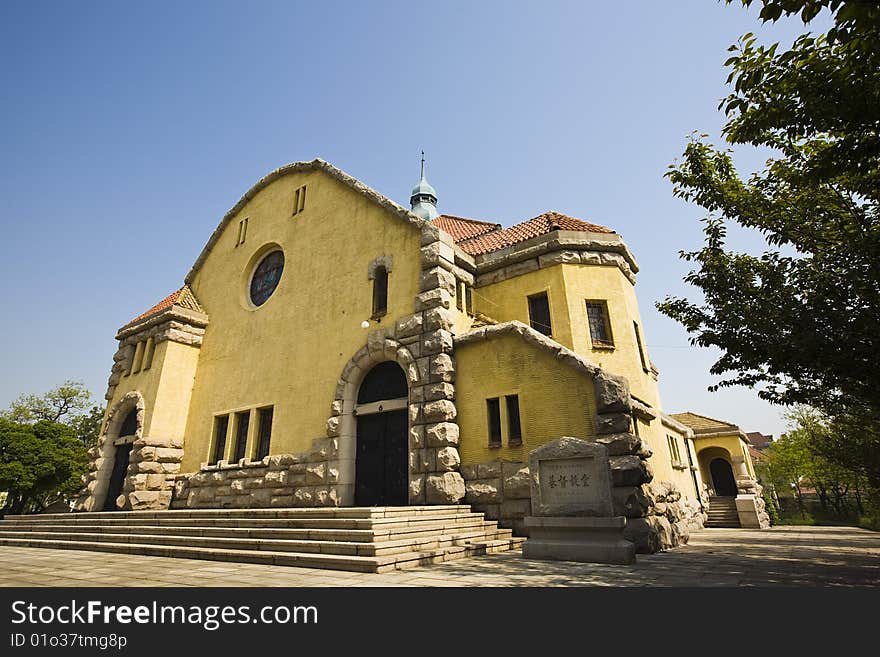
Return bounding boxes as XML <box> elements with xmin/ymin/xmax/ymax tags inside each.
<box><xmin>0</xmin><ymin>1</ymin><xmax>831</xmax><ymax>438</ymax></box>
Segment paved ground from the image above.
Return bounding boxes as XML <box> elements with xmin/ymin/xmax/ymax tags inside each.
<box><xmin>1</xmin><ymin>526</ymin><xmax>877</xmax><ymax>587</ymax></box>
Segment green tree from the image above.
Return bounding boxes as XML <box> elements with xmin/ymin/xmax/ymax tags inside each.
<box><xmin>1</xmin><ymin>380</ymin><xmax>103</xmax><ymax>448</ymax></box>
<box><xmin>2</xmin><ymin>380</ymin><xmax>93</xmax><ymax>424</ymax></box>
<box><xmin>68</xmin><ymin>405</ymin><xmax>104</xmax><ymax>449</ymax></box>
<box><xmin>0</xmin><ymin>419</ymin><xmax>88</xmax><ymax>515</ymax></box>
<box><xmin>760</xmin><ymin>406</ymin><xmax>870</xmax><ymax>522</ymax></box>
<box><xmin>657</xmin><ymin>0</ymin><xmax>880</xmax><ymax>490</ymax></box>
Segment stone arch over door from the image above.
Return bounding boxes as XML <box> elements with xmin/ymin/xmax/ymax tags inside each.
<box><xmin>697</xmin><ymin>446</ymin><xmax>736</xmax><ymax>497</ymax></box>
<box><xmin>326</xmin><ymin>335</ymin><xmax>422</xmax><ymax>506</ymax></box>
<box><xmin>355</xmin><ymin>361</ymin><xmax>410</xmax><ymax>505</ymax></box>
<box><xmin>92</xmin><ymin>391</ymin><xmax>145</xmax><ymax>511</ymax></box>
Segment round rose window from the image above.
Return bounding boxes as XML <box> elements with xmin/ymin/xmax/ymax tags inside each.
<box><xmin>250</xmin><ymin>250</ymin><xmax>284</xmax><ymax>306</ymax></box>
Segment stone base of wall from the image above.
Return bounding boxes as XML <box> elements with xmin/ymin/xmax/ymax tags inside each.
<box><xmin>462</xmin><ymin>457</ymin><xmax>705</xmax><ymax>554</ymax></box>
<box><xmin>171</xmin><ymin>438</ymin><xmax>341</xmax><ymax>509</ymax></box>
<box><xmin>75</xmin><ymin>436</ymin><xmax>184</xmax><ymax>512</ymax></box>
<box><xmin>461</xmin><ymin>460</ymin><xmax>532</xmax><ymax>535</ymax></box>
<box><xmin>621</xmin><ymin>481</ymin><xmax>706</xmax><ymax>553</ymax></box>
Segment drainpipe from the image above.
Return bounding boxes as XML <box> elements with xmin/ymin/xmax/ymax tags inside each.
<box><xmin>684</xmin><ymin>438</ymin><xmax>704</xmax><ymax>513</ymax></box>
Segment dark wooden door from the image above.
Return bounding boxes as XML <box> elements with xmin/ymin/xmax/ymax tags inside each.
<box><xmin>355</xmin><ymin>410</ymin><xmax>408</xmax><ymax>506</ymax></box>
<box><xmin>102</xmin><ymin>443</ymin><xmax>132</xmax><ymax>511</ymax></box>
<box><xmin>710</xmin><ymin>458</ymin><xmax>737</xmax><ymax>497</ymax></box>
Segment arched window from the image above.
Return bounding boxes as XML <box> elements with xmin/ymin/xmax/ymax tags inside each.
<box><xmin>372</xmin><ymin>265</ymin><xmax>388</xmax><ymax>319</ymax></box>
<box><xmin>357</xmin><ymin>361</ymin><xmax>407</xmax><ymax>404</ymax></box>
<box><xmin>119</xmin><ymin>408</ymin><xmax>138</xmax><ymax>439</ymax></box>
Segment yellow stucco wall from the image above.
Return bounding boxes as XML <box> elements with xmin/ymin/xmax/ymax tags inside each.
<box><xmin>472</xmin><ymin>266</ymin><xmax>573</xmax><ymax>350</ymax></box>
<box><xmin>148</xmin><ymin>341</ymin><xmax>200</xmax><ymax>439</ymax></box>
<box><xmin>104</xmin><ymin>339</ymin><xmax>200</xmax><ymax>442</ymax></box>
<box><xmin>472</xmin><ymin>262</ymin><xmax>660</xmax><ymax>408</ymax></box>
<box><xmin>694</xmin><ymin>433</ymin><xmax>756</xmax><ymax>485</ymax></box>
<box><xmin>179</xmin><ymin>170</ymin><xmax>423</xmax><ymax>472</ymax></box>
<box><xmin>559</xmin><ymin>263</ymin><xmax>661</xmax><ymax>407</ymax></box>
<box><xmin>455</xmin><ymin>333</ymin><xmax>596</xmax><ymax>465</ymax></box>
<box><xmin>637</xmin><ymin>418</ymin><xmax>702</xmax><ymax>501</ymax></box>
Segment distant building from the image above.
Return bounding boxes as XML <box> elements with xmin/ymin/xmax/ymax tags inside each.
<box><xmin>746</xmin><ymin>431</ymin><xmax>774</xmax><ymax>451</ymax></box>
<box><xmin>670</xmin><ymin>412</ymin><xmax>771</xmax><ymax>529</ymax></box>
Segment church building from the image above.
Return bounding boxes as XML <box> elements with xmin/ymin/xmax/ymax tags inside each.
<box><xmin>74</xmin><ymin>158</ymin><xmax>769</xmax><ymax>553</ymax></box>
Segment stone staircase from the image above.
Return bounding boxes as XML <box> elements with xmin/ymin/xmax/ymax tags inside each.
<box><xmin>0</xmin><ymin>505</ymin><xmax>524</xmax><ymax>573</ymax></box>
<box><xmin>706</xmin><ymin>497</ymin><xmax>741</xmax><ymax>528</ymax></box>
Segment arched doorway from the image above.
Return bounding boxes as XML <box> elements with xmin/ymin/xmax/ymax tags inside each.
<box><xmin>101</xmin><ymin>408</ymin><xmax>138</xmax><ymax>511</ymax></box>
<box><xmin>709</xmin><ymin>458</ymin><xmax>737</xmax><ymax>497</ymax></box>
<box><xmin>355</xmin><ymin>361</ymin><xmax>408</xmax><ymax>506</ymax></box>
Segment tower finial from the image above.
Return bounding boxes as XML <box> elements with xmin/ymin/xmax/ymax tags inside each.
<box><xmin>410</xmin><ymin>150</ymin><xmax>439</xmax><ymax>220</ymax></box>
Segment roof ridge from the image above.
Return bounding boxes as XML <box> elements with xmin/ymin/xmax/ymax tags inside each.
<box><xmin>436</xmin><ymin>213</ymin><xmax>500</xmax><ymax>226</ymax></box>
<box><xmin>124</xmin><ymin>284</ymin><xmax>205</xmax><ymax>328</ymax></box>
<box><xmin>672</xmin><ymin>411</ymin><xmax>740</xmax><ymax>429</ymax></box>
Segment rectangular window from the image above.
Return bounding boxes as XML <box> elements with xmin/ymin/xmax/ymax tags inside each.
<box><xmin>141</xmin><ymin>337</ymin><xmax>154</xmax><ymax>371</ymax></box>
<box><xmin>528</xmin><ymin>292</ymin><xmax>552</xmax><ymax>336</ymax></box>
<box><xmin>465</xmin><ymin>285</ymin><xmax>473</xmax><ymax>316</ymax></box>
<box><xmin>236</xmin><ymin>217</ymin><xmax>248</xmax><ymax>247</ymax></box>
<box><xmin>293</xmin><ymin>185</ymin><xmax>307</xmax><ymax>215</ymax></box>
<box><xmin>456</xmin><ymin>281</ymin><xmax>464</xmax><ymax>311</ymax></box>
<box><xmin>505</xmin><ymin>395</ymin><xmax>522</xmax><ymax>446</ymax></box>
<box><xmin>667</xmin><ymin>435</ymin><xmax>681</xmax><ymax>467</ymax></box>
<box><xmin>256</xmin><ymin>407</ymin><xmax>274</xmax><ymax>461</ymax></box>
<box><xmin>586</xmin><ymin>301</ymin><xmax>613</xmax><ymax>347</ymax></box>
<box><xmin>372</xmin><ymin>267</ymin><xmax>389</xmax><ymax>319</ymax></box>
<box><xmin>211</xmin><ymin>415</ymin><xmax>229</xmax><ymax>465</ymax></box>
<box><xmin>131</xmin><ymin>340</ymin><xmax>145</xmax><ymax>374</ymax></box>
<box><xmin>633</xmin><ymin>321</ymin><xmax>649</xmax><ymax>372</ymax></box>
<box><xmin>233</xmin><ymin>411</ymin><xmax>250</xmax><ymax>462</ymax></box>
<box><xmin>487</xmin><ymin>398</ymin><xmax>502</xmax><ymax>447</ymax></box>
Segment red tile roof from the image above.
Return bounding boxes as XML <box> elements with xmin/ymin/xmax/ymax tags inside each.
<box><xmin>433</xmin><ymin>210</ymin><xmax>614</xmax><ymax>257</ymax></box>
<box><xmin>432</xmin><ymin>214</ymin><xmax>501</xmax><ymax>242</ymax></box>
<box><xmin>127</xmin><ymin>285</ymin><xmax>204</xmax><ymax>325</ymax></box>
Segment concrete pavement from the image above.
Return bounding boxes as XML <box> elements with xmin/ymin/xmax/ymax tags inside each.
<box><xmin>1</xmin><ymin>525</ymin><xmax>877</xmax><ymax>587</ymax></box>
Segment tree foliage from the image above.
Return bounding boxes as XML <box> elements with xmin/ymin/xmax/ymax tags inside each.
<box><xmin>0</xmin><ymin>380</ymin><xmax>103</xmax><ymax>514</ymax></box>
<box><xmin>759</xmin><ymin>407</ymin><xmax>873</xmax><ymax>520</ymax></box>
<box><xmin>658</xmin><ymin>0</ymin><xmax>880</xmax><ymax>484</ymax></box>
<box><xmin>1</xmin><ymin>380</ymin><xmax>102</xmax><ymax>448</ymax></box>
<box><xmin>0</xmin><ymin>419</ymin><xmax>88</xmax><ymax>515</ymax></box>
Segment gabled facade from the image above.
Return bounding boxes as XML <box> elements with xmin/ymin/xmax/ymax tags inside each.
<box><xmin>77</xmin><ymin>158</ymin><xmax>729</xmax><ymax>552</ymax></box>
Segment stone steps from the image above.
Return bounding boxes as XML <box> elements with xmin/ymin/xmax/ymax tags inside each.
<box><xmin>0</xmin><ymin>526</ymin><xmax>513</xmax><ymax>557</ymax></box>
<box><xmin>706</xmin><ymin>497</ymin><xmax>741</xmax><ymax>528</ymax></box>
<box><xmin>0</xmin><ymin>506</ymin><xmax>524</xmax><ymax>573</ymax></box>
<box><xmin>0</xmin><ymin>518</ymin><xmax>494</xmax><ymax>542</ymax></box>
<box><xmin>9</xmin><ymin>505</ymin><xmax>472</xmax><ymax>521</ymax></box>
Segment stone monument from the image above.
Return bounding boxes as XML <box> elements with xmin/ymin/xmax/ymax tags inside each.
<box><xmin>523</xmin><ymin>437</ymin><xmax>636</xmax><ymax>565</ymax></box>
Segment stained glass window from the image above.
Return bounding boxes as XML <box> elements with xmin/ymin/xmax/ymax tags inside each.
<box><xmin>250</xmin><ymin>250</ymin><xmax>284</xmax><ymax>306</ymax></box>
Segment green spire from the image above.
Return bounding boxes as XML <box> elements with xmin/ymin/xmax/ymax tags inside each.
<box><xmin>410</xmin><ymin>151</ymin><xmax>439</xmax><ymax>219</ymax></box>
